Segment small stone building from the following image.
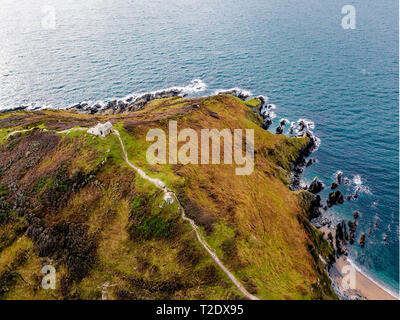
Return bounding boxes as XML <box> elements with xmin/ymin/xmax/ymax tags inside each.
<box><xmin>87</xmin><ymin>121</ymin><xmax>113</xmax><ymax>137</ymax></box>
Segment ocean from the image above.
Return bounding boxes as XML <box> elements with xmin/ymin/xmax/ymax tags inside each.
<box><xmin>0</xmin><ymin>0</ymin><xmax>398</xmax><ymax>295</ymax></box>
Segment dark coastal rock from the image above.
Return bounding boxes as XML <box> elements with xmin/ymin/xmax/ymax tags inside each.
<box><xmin>306</xmin><ymin>158</ymin><xmax>316</xmax><ymax>167</ymax></box>
<box><xmin>335</xmin><ymin>220</ymin><xmax>348</xmax><ymax>256</ymax></box>
<box><xmin>290</xmin><ymin>133</ymin><xmax>320</xmax><ymax>190</ymax></box>
<box><xmin>311</xmin><ymin>214</ymin><xmax>331</xmax><ymax>229</ymax></box>
<box><xmin>331</xmin><ymin>182</ymin><xmax>339</xmax><ymax>190</ymax></box>
<box><xmin>359</xmin><ymin>233</ymin><xmax>366</xmax><ymax>248</ymax></box>
<box><xmin>70</xmin><ymin>103</ymin><xmax>83</xmax><ymax>110</ymax></box>
<box><xmin>353</xmin><ymin>211</ymin><xmax>359</xmax><ymax>219</ymax></box>
<box><xmin>276</xmin><ymin>126</ymin><xmax>283</xmax><ymax>134</ymax></box>
<box><xmin>337</xmin><ymin>172</ymin><xmax>342</xmax><ymax>185</ymax></box>
<box><xmin>348</xmin><ymin>220</ymin><xmax>357</xmax><ymax>245</ymax></box>
<box><xmin>262</xmin><ymin>117</ymin><xmax>273</xmax><ymax>130</ymax></box>
<box><xmin>71</xmin><ymin>88</ymin><xmax>186</xmax><ymax>115</ymax></box>
<box><xmin>327</xmin><ymin>190</ymin><xmax>344</xmax><ymax>207</ymax></box>
<box><xmin>336</xmin><ymin>220</ymin><xmax>347</xmax><ymax>241</ymax></box>
<box><xmin>88</xmin><ymin>104</ymin><xmax>102</xmax><ymax>114</ymax></box>
<box><xmin>218</xmin><ymin>89</ymin><xmax>251</xmax><ymax>100</ymax></box>
<box><xmin>256</xmin><ymin>96</ymin><xmax>267</xmax><ymax>111</ymax></box>
<box><xmin>308</xmin><ymin>177</ymin><xmax>324</xmax><ymax>194</ymax></box>
<box><xmin>105</xmin><ymin>100</ymin><xmax>118</xmax><ymax>110</ymax></box>
<box><xmin>298</xmin><ymin>120</ymin><xmax>306</xmax><ymax>132</ymax></box>
<box><xmin>306</xmin><ymin>159</ymin><xmax>313</xmax><ymax>167</ymax></box>
<box><xmin>346</xmin><ymin>195</ymin><xmax>352</xmax><ymax>201</ymax></box>
<box><xmin>279</xmin><ymin>119</ymin><xmax>288</xmax><ymax>127</ymax></box>
<box><xmin>344</xmin><ymin>178</ymin><xmax>350</xmax><ymax>185</ymax></box>
<box><xmin>353</xmin><ymin>193</ymin><xmax>359</xmax><ymax>199</ymax></box>
<box><xmin>348</xmin><ymin>221</ymin><xmax>357</xmax><ymax>233</ymax></box>
<box><xmin>0</xmin><ymin>106</ymin><xmax>28</xmax><ymax>114</ymax></box>
<box><xmin>68</xmin><ymin>102</ymin><xmax>89</xmax><ymax>112</ymax></box>
<box><xmin>309</xmin><ymin>194</ymin><xmax>323</xmax><ymax>220</ymax></box>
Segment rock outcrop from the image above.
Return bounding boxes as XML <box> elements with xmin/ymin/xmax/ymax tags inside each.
<box><xmin>308</xmin><ymin>177</ymin><xmax>324</xmax><ymax>194</ymax></box>
<box><xmin>327</xmin><ymin>190</ymin><xmax>344</xmax><ymax>207</ymax></box>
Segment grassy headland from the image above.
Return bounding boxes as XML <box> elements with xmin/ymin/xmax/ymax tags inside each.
<box><xmin>0</xmin><ymin>95</ymin><xmax>337</xmax><ymax>299</ymax></box>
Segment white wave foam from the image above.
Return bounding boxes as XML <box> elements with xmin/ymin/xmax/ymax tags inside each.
<box><xmin>279</xmin><ymin>118</ymin><xmax>289</xmax><ymax>126</ymax></box>
<box><xmin>353</xmin><ymin>174</ymin><xmax>362</xmax><ymax>185</ymax></box>
<box><xmin>268</xmin><ymin>111</ymin><xmax>277</xmax><ymax>119</ymax></box>
<box><xmin>297</xmin><ymin>118</ymin><xmax>315</xmax><ymax>132</ymax></box>
<box><xmin>215</xmin><ymin>87</ymin><xmax>253</xmax><ymax>99</ymax></box>
<box><xmin>352</xmin><ymin>174</ymin><xmax>372</xmax><ymax>195</ymax></box>
<box><xmin>1</xmin><ymin>79</ymin><xmax>207</xmax><ymax>113</ymax></box>
<box><xmin>256</xmin><ymin>95</ymin><xmax>269</xmax><ymax>105</ymax></box>
<box><xmin>334</xmin><ymin>170</ymin><xmax>343</xmax><ymax>178</ymax></box>
<box><xmin>182</xmin><ymin>79</ymin><xmax>207</xmax><ymax>93</ymax></box>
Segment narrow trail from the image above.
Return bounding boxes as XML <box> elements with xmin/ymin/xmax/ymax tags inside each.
<box><xmin>6</xmin><ymin>128</ymin><xmax>34</xmax><ymax>139</ymax></box>
<box><xmin>7</xmin><ymin>126</ymin><xmax>85</xmax><ymax>139</ymax></box>
<box><xmin>113</xmin><ymin>129</ymin><xmax>260</xmax><ymax>300</ymax></box>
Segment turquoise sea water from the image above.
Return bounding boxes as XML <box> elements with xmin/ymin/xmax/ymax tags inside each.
<box><xmin>0</xmin><ymin>0</ymin><xmax>398</xmax><ymax>295</ymax></box>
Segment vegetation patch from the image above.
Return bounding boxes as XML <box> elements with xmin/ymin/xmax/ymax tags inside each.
<box><xmin>128</xmin><ymin>215</ymin><xmax>176</xmax><ymax>240</ymax></box>
<box><xmin>26</xmin><ymin>219</ymin><xmax>97</xmax><ymax>281</ymax></box>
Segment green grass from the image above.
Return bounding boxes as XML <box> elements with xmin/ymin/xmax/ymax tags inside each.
<box><xmin>114</xmin><ymin>122</ymin><xmax>185</xmax><ymax>190</ymax></box>
<box><xmin>0</xmin><ymin>186</ymin><xmax>7</xmax><ymax>198</ymax></box>
<box><xmin>130</xmin><ymin>215</ymin><xmax>176</xmax><ymax>240</ymax></box>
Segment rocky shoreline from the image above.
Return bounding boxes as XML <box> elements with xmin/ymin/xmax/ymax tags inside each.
<box><xmin>1</xmin><ymin>88</ymin><xmax>394</xmax><ymax>300</ymax></box>
<box><xmin>232</xmin><ymin>90</ymin><xmax>396</xmax><ymax>300</ymax></box>
<box><xmin>0</xmin><ymin>79</ymin><xmax>207</xmax><ymax>115</ymax></box>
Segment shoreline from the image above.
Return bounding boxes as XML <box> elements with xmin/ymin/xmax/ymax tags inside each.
<box><xmin>331</xmin><ymin>256</ymin><xmax>398</xmax><ymax>300</ymax></box>
<box><xmin>2</xmin><ymin>89</ymin><xmax>398</xmax><ymax>300</ymax></box>
<box><xmin>319</xmin><ymin>224</ymin><xmax>398</xmax><ymax>300</ymax></box>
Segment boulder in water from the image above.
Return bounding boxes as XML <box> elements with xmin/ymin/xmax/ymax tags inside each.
<box><xmin>308</xmin><ymin>177</ymin><xmax>324</xmax><ymax>194</ymax></box>
<box><xmin>331</xmin><ymin>182</ymin><xmax>339</xmax><ymax>189</ymax></box>
<box><xmin>327</xmin><ymin>190</ymin><xmax>344</xmax><ymax>207</ymax></box>
<box><xmin>337</xmin><ymin>172</ymin><xmax>342</xmax><ymax>185</ymax></box>
<box><xmin>359</xmin><ymin>233</ymin><xmax>366</xmax><ymax>248</ymax></box>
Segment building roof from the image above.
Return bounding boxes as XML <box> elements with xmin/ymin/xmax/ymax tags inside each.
<box><xmin>94</xmin><ymin>121</ymin><xmax>112</xmax><ymax>131</ymax></box>
<box><xmin>101</xmin><ymin>121</ymin><xmax>113</xmax><ymax>130</ymax></box>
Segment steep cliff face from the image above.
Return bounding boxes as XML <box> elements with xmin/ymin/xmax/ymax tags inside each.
<box><xmin>0</xmin><ymin>95</ymin><xmax>336</xmax><ymax>300</ymax></box>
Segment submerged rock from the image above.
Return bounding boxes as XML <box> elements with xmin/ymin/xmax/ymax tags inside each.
<box><xmin>359</xmin><ymin>233</ymin><xmax>366</xmax><ymax>248</ymax></box>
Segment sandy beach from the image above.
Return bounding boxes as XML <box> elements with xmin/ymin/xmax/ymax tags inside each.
<box><xmin>318</xmin><ymin>225</ymin><xmax>398</xmax><ymax>300</ymax></box>
<box><xmin>330</xmin><ymin>256</ymin><xmax>398</xmax><ymax>300</ymax></box>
